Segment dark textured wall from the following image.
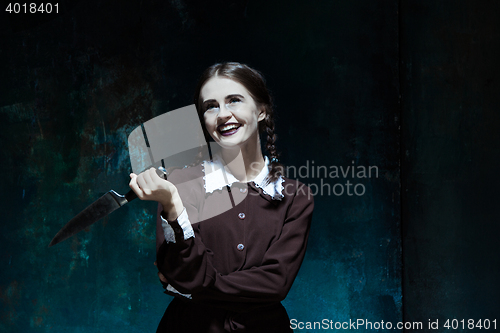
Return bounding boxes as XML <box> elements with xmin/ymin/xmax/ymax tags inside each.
<box><xmin>0</xmin><ymin>1</ymin><xmax>401</xmax><ymax>332</ymax></box>
<box><xmin>401</xmin><ymin>0</ymin><xmax>500</xmax><ymax>328</ymax></box>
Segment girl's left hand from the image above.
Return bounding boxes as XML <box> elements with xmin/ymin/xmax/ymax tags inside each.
<box><xmin>154</xmin><ymin>261</ymin><xmax>168</xmax><ymax>284</ymax></box>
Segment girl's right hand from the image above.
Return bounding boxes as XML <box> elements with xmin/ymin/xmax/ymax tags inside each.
<box><xmin>129</xmin><ymin>167</ymin><xmax>184</xmax><ymax>221</ymax></box>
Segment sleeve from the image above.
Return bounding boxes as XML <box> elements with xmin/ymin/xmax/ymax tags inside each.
<box><xmin>156</xmin><ymin>183</ymin><xmax>314</xmax><ymax>308</ymax></box>
<box><xmin>159</xmin><ymin>208</ymin><xmax>194</xmax><ymax>244</ymax></box>
<box><xmin>155</xmin><ymin>197</ymin><xmax>199</xmax><ymax>299</ymax></box>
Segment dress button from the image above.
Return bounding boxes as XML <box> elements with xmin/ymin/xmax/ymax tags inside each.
<box><xmin>238</xmin><ymin>212</ymin><xmax>245</xmax><ymax>220</ymax></box>
<box><xmin>173</xmin><ymin>226</ymin><xmax>182</xmax><ymax>234</ymax></box>
<box><xmin>239</xmin><ymin>187</ymin><xmax>247</xmax><ymax>193</ymax></box>
<box><xmin>237</xmin><ymin>244</ymin><xmax>245</xmax><ymax>251</ymax></box>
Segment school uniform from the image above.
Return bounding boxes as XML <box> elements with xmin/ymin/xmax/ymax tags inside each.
<box><xmin>155</xmin><ymin>156</ymin><xmax>314</xmax><ymax>332</ymax></box>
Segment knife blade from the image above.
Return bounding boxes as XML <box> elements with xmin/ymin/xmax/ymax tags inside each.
<box><xmin>49</xmin><ymin>167</ymin><xmax>168</xmax><ymax>247</ymax></box>
<box><xmin>48</xmin><ymin>189</ymin><xmax>137</xmax><ymax>247</ymax></box>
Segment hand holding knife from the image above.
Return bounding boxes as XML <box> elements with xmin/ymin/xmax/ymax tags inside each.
<box><xmin>49</xmin><ymin>166</ymin><xmax>177</xmax><ymax>247</ymax></box>
<box><xmin>49</xmin><ymin>104</ymin><xmax>205</xmax><ymax>248</ymax></box>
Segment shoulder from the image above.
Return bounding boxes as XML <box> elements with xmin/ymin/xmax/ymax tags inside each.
<box><xmin>274</xmin><ymin>177</ymin><xmax>314</xmax><ymax>227</ymax></box>
<box><xmin>277</xmin><ymin>176</ymin><xmax>315</xmax><ymax>218</ymax></box>
<box><xmin>281</xmin><ymin>176</ymin><xmax>314</xmax><ymax>203</ymax></box>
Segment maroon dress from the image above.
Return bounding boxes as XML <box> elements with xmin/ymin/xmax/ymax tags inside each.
<box><xmin>155</xmin><ymin>160</ymin><xmax>314</xmax><ymax>332</ymax></box>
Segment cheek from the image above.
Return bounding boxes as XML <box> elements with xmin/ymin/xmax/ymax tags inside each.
<box><xmin>203</xmin><ymin>115</ymin><xmax>214</xmax><ymax>132</ymax></box>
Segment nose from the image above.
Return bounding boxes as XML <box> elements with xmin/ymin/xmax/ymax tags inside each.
<box><xmin>217</xmin><ymin>103</ymin><xmax>232</xmax><ymax>120</ymax></box>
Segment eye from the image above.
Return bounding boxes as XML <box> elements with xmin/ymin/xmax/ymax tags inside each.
<box><xmin>205</xmin><ymin>103</ymin><xmax>219</xmax><ymax>111</ymax></box>
<box><xmin>228</xmin><ymin>97</ymin><xmax>241</xmax><ymax>104</ymax></box>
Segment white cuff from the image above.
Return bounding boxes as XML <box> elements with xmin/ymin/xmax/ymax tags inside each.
<box><xmin>166</xmin><ymin>284</ymin><xmax>192</xmax><ymax>299</ymax></box>
<box><xmin>161</xmin><ymin>220</ymin><xmax>176</xmax><ymax>243</ymax></box>
<box><xmin>160</xmin><ymin>208</ymin><xmax>195</xmax><ymax>243</ymax></box>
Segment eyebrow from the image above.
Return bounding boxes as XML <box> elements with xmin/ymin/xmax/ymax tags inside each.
<box><xmin>203</xmin><ymin>94</ymin><xmax>245</xmax><ymax>104</ymax></box>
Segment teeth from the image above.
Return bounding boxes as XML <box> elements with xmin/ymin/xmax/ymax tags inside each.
<box><xmin>219</xmin><ymin>124</ymin><xmax>240</xmax><ymax>132</ymax></box>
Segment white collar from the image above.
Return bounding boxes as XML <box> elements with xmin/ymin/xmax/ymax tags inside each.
<box><xmin>202</xmin><ymin>155</ymin><xmax>284</xmax><ymax>200</ymax></box>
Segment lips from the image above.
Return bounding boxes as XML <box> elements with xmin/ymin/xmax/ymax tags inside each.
<box><xmin>217</xmin><ymin>122</ymin><xmax>242</xmax><ymax>136</ymax></box>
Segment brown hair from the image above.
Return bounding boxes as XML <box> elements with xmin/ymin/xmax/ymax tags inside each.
<box><xmin>193</xmin><ymin>62</ymin><xmax>282</xmax><ymax>184</ymax></box>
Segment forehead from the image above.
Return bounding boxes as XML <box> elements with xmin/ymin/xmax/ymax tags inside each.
<box><xmin>200</xmin><ymin>76</ymin><xmax>251</xmax><ymax>102</ymax></box>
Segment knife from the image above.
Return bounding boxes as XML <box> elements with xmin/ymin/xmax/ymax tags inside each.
<box><xmin>50</xmin><ymin>105</ymin><xmax>207</xmax><ymax>248</ymax></box>
<box><xmin>48</xmin><ymin>167</ymin><xmax>167</xmax><ymax>247</ymax></box>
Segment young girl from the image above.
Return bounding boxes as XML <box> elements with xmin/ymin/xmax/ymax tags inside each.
<box><xmin>129</xmin><ymin>62</ymin><xmax>314</xmax><ymax>332</ymax></box>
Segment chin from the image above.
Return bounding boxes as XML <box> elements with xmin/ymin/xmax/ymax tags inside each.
<box><xmin>215</xmin><ymin>138</ymin><xmax>244</xmax><ymax>149</ymax></box>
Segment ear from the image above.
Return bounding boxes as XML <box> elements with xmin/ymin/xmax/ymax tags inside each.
<box><xmin>257</xmin><ymin>106</ymin><xmax>266</xmax><ymax>122</ymax></box>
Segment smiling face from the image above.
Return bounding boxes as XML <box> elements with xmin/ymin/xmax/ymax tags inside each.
<box><xmin>200</xmin><ymin>76</ymin><xmax>266</xmax><ymax>149</ymax></box>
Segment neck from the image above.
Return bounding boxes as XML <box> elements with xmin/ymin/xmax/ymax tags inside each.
<box><xmin>220</xmin><ymin>135</ymin><xmax>265</xmax><ymax>182</ymax></box>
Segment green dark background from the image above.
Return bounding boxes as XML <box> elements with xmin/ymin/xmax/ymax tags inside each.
<box><xmin>0</xmin><ymin>0</ymin><xmax>498</xmax><ymax>332</ymax></box>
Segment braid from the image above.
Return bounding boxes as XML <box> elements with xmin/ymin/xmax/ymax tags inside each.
<box><xmin>264</xmin><ymin>113</ymin><xmax>283</xmax><ymax>185</ymax></box>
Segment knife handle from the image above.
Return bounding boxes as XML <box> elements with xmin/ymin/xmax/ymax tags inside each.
<box><xmin>125</xmin><ymin>189</ymin><xmax>138</xmax><ymax>202</ymax></box>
